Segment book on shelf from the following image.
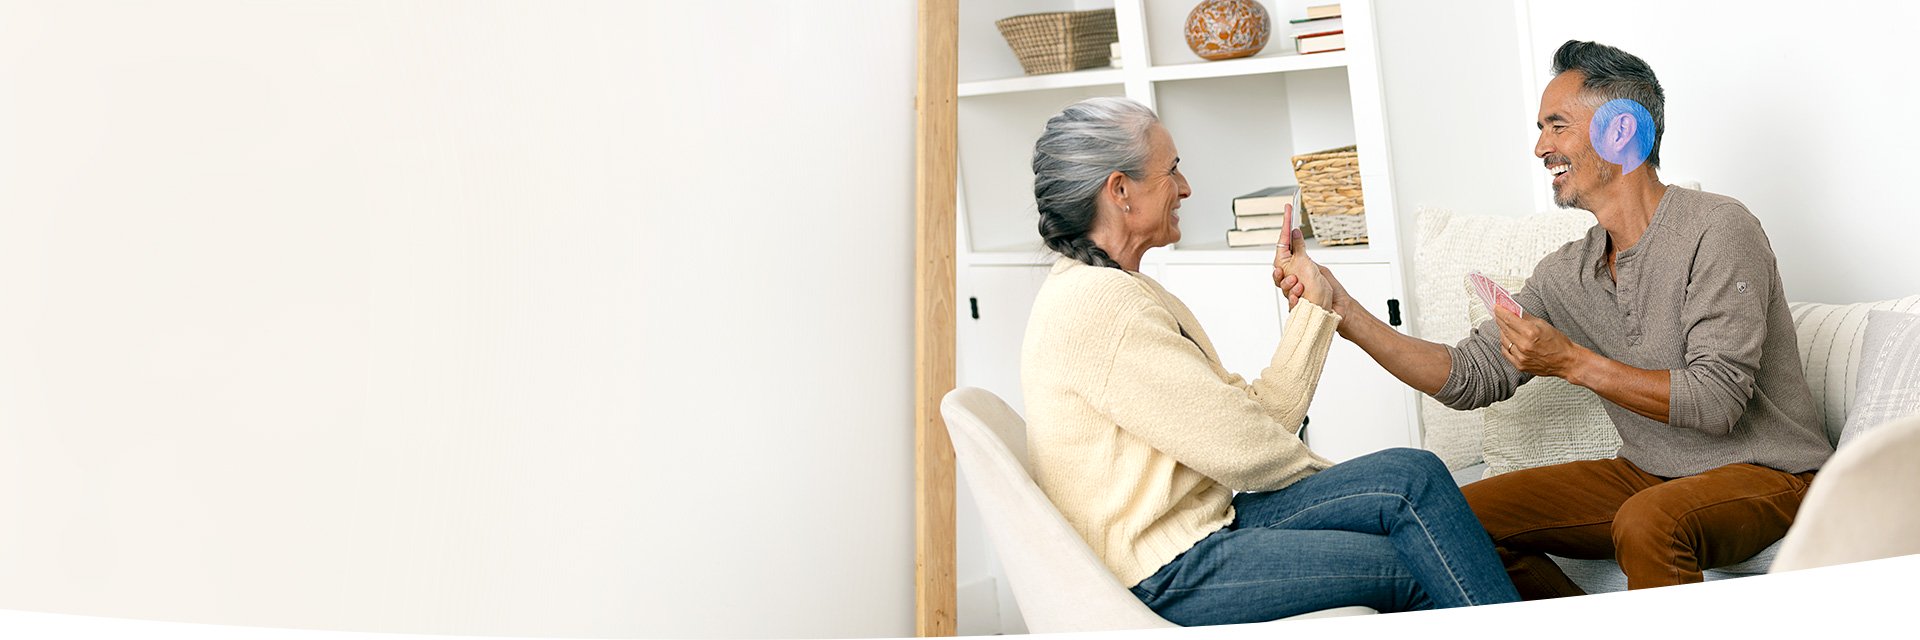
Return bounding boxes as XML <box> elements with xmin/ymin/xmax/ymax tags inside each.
<box><xmin>1234</xmin><ymin>212</ymin><xmax>1291</xmax><ymax>230</ymax></box>
<box><xmin>1297</xmin><ymin>31</ymin><xmax>1346</xmax><ymax>55</ymax></box>
<box><xmin>1231</xmin><ymin>185</ymin><xmax>1298</xmax><ymax>216</ymax></box>
<box><xmin>1230</xmin><ymin>186</ymin><xmax>1302</xmax><ymax>248</ymax></box>
<box><xmin>1304</xmin><ymin>3</ymin><xmax>1341</xmax><ymax>20</ymax></box>
<box><xmin>1226</xmin><ymin>227</ymin><xmax>1288</xmax><ymax>248</ymax></box>
<box><xmin>1289</xmin><ymin>16</ymin><xmax>1343</xmax><ymax>38</ymax></box>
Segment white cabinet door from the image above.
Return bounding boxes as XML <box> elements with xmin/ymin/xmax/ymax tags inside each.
<box><xmin>1156</xmin><ymin>262</ymin><xmax>1413</xmax><ymax>462</ymax></box>
<box><xmin>1304</xmin><ymin>263</ymin><xmax>1417</xmax><ymax>461</ymax></box>
<box><xmin>1151</xmin><ymin>264</ymin><xmax>1285</xmax><ymax>383</ymax></box>
<box><xmin>956</xmin><ymin>265</ymin><xmax>1050</xmax><ymax>414</ymax></box>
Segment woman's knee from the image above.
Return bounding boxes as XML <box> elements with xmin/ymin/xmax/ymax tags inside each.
<box><xmin>1341</xmin><ymin>448</ymin><xmax>1453</xmax><ymax>499</ymax></box>
<box><xmin>1363</xmin><ymin>447</ymin><xmax>1450</xmax><ymax>479</ymax></box>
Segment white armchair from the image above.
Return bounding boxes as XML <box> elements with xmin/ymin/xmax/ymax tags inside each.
<box><xmin>940</xmin><ymin>387</ymin><xmax>1373</xmax><ymax>633</ymax></box>
<box><xmin>1771</xmin><ymin>411</ymin><xmax>1920</xmax><ymax>572</ymax></box>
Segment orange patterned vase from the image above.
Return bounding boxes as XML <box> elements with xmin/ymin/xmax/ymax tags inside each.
<box><xmin>1184</xmin><ymin>0</ymin><xmax>1271</xmax><ymax>61</ymax></box>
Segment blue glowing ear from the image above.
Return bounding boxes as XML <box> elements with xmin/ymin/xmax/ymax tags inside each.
<box><xmin>1590</xmin><ymin>98</ymin><xmax>1654</xmax><ymax>176</ymax></box>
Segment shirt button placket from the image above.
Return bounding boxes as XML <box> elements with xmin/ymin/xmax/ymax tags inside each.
<box><xmin>1621</xmin><ymin>258</ymin><xmax>1640</xmax><ymax>345</ymax></box>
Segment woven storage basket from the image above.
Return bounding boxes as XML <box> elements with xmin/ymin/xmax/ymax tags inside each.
<box><xmin>995</xmin><ymin>10</ymin><xmax>1119</xmax><ymax>75</ymax></box>
<box><xmin>1291</xmin><ymin>145</ymin><xmax>1367</xmax><ymax>245</ymax></box>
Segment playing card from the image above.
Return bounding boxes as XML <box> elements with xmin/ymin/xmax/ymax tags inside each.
<box><xmin>1467</xmin><ymin>271</ymin><xmax>1524</xmax><ymax>318</ymax></box>
<box><xmin>1491</xmin><ymin>283</ymin><xmax>1523</xmax><ymax>317</ymax></box>
<box><xmin>1467</xmin><ymin>272</ymin><xmax>1495</xmax><ymax>313</ymax></box>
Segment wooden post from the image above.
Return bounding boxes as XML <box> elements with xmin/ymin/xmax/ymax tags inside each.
<box><xmin>913</xmin><ymin>0</ymin><xmax>958</xmax><ymax>636</ymax></box>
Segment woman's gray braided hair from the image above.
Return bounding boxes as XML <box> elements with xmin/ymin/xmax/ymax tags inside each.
<box><xmin>1031</xmin><ymin>97</ymin><xmax>1158</xmax><ymax>269</ymax></box>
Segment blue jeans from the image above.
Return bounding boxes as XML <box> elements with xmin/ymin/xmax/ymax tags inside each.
<box><xmin>1129</xmin><ymin>448</ymin><xmax>1519</xmax><ymax>624</ymax></box>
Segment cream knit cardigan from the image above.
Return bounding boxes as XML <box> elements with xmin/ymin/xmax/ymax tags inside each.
<box><xmin>1021</xmin><ymin>258</ymin><xmax>1341</xmax><ymax>587</ymax></box>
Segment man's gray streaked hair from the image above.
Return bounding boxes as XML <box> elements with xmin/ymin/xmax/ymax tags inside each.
<box><xmin>1031</xmin><ymin>96</ymin><xmax>1159</xmax><ymax>270</ymax></box>
<box><xmin>1552</xmin><ymin>40</ymin><xmax>1666</xmax><ymax>169</ymax></box>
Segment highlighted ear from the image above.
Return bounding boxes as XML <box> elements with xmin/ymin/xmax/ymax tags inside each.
<box><xmin>1105</xmin><ymin>170</ymin><xmax>1129</xmax><ymax>208</ymax></box>
<box><xmin>1610</xmin><ymin>113</ymin><xmax>1647</xmax><ymax>176</ymax></box>
<box><xmin>1611</xmin><ymin>113</ymin><xmax>1636</xmax><ymax>147</ymax></box>
<box><xmin>1591</xmin><ymin>98</ymin><xmax>1653</xmax><ymax>176</ymax></box>
<box><xmin>1594</xmin><ymin>113</ymin><xmax>1632</xmax><ymax>157</ymax></box>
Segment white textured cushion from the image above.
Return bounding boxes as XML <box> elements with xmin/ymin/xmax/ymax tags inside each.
<box><xmin>1464</xmin><ymin>274</ymin><xmax>1620</xmax><ymax>477</ymax></box>
<box><xmin>1481</xmin><ymin>377</ymin><xmax>1620</xmax><ymax>478</ymax></box>
<box><xmin>1411</xmin><ymin>207</ymin><xmax>1598</xmax><ymax>469</ymax></box>
<box><xmin>1836</xmin><ymin>310</ymin><xmax>1920</xmax><ymax>449</ymax></box>
<box><xmin>1788</xmin><ymin>295</ymin><xmax>1920</xmax><ymax>443</ymax></box>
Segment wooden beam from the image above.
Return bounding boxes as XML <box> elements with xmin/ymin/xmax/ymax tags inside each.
<box><xmin>913</xmin><ymin>0</ymin><xmax>958</xmax><ymax>635</ymax></box>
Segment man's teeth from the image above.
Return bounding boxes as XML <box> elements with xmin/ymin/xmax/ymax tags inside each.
<box><xmin>1549</xmin><ymin>164</ymin><xmax>1570</xmax><ymax>176</ymax></box>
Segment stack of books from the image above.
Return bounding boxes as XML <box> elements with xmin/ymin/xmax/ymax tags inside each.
<box><xmin>1291</xmin><ymin>4</ymin><xmax>1344</xmax><ymax>55</ymax></box>
<box><xmin>1225</xmin><ymin>186</ymin><xmax>1301</xmax><ymax>247</ymax></box>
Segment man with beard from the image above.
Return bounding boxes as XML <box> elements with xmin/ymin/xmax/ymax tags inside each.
<box><xmin>1275</xmin><ymin>40</ymin><xmax>1832</xmax><ymax>598</ymax></box>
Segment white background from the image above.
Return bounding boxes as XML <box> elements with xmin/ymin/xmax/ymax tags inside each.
<box><xmin>0</xmin><ymin>1</ymin><xmax>915</xmax><ymax>637</ymax></box>
<box><xmin>0</xmin><ymin>1</ymin><xmax>1914</xmax><ymax>639</ymax></box>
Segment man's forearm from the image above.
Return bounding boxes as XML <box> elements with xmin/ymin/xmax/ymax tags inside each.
<box><xmin>1566</xmin><ymin>348</ymin><xmax>1671</xmax><ymax>423</ymax></box>
<box><xmin>1335</xmin><ymin>298</ymin><xmax>1453</xmax><ymax>396</ymax></box>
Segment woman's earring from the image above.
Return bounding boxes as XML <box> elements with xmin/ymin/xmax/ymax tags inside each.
<box><xmin>1123</xmin><ymin>204</ymin><xmax>1131</xmax><ymax>213</ymax></box>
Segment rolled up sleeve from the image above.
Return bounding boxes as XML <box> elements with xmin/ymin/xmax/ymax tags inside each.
<box><xmin>1668</xmin><ymin>214</ymin><xmax>1774</xmax><ymax>435</ymax></box>
<box><xmin>1435</xmin><ymin>324</ymin><xmax>1531</xmax><ymax>410</ymax></box>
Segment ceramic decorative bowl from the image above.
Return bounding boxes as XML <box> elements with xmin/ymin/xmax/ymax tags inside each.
<box><xmin>1184</xmin><ymin>0</ymin><xmax>1271</xmax><ymax>61</ymax></box>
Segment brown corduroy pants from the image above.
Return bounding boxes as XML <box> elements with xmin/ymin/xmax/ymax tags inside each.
<box><xmin>1460</xmin><ymin>457</ymin><xmax>1816</xmax><ymax>599</ymax></box>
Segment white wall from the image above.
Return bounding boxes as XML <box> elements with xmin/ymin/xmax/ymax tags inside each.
<box><xmin>1374</xmin><ymin>0</ymin><xmax>1539</xmax><ymax>215</ymax></box>
<box><xmin>0</xmin><ymin>2</ymin><xmax>916</xmax><ymax>638</ymax></box>
<box><xmin>1377</xmin><ymin>0</ymin><xmax>1920</xmax><ymax>303</ymax></box>
<box><xmin>1372</xmin><ymin>0</ymin><xmax>1540</xmax><ymax>320</ymax></box>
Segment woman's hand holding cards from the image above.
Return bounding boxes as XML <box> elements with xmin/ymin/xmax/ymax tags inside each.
<box><xmin>1272</xmin><ymin>211</ymin><xmax>1331</xmax><ymax>310</ymax></box>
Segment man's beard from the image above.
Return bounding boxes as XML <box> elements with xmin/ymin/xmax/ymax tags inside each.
<box><xmin>1552</xmin><ymin>159</ymin><xmax>1608</xmax><ymax>210</ymax></box>
<box><xmin>1553</xmin><ymin>183</ymin><xmax>1582</xmax><ymax>209</ymax></box>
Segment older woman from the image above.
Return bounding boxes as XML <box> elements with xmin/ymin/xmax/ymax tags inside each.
<box><xmin>1019</xmin><ymin>97</ymin><xmax>1518</xmax><ymax>624</ymax></box>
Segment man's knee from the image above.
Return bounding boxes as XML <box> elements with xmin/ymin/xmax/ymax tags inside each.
<box><xmin>1611</xmin><ymin>491</ymin><xmax>1697</xmax><ymax>556</ymax></box>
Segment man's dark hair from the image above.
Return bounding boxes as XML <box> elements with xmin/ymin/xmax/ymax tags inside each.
<box><xmin>1552</xmin><ymin>40</ymin><xmax>1665</xmax><ymax>169</ymax></box>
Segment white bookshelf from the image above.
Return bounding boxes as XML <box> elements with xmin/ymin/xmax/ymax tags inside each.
<box><xmin>956</xmin><ymin>0</ymin><xmax>1402</xmax><ymax>267</ymax></box>
<box><xmin>1145</xmin><ymin>49</ymin><xmax>1350</xmax><ymax>82</ymax></box>
<box><xmin>959</xmin><ymin>68</ymin><xmax>1125</xmax><ymax>97</ymax></box>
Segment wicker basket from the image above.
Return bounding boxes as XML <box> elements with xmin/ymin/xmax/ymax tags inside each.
<box><xmin>1291</xmin><ymin>145</ymin><xmax>1367</xmax><ymax>245</ymax></box>
<box><xmin>995</xmin><ymin>10</ymin><xmax>1119</xmax><ymax>75</ymax></box>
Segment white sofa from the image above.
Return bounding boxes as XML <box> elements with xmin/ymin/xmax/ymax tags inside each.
<box><xmin>1409</xmin><ymin>204</ymin><xmax>1920</xmax><ymax>593</ymax></box>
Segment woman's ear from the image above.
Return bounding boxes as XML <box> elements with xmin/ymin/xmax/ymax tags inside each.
<box><xmin>1105</xmin><ymin>170</ymin><xmax>1130</xmax><ymax>211</ymax></box>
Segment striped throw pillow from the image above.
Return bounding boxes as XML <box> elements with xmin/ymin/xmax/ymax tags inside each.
<box><xmin>1788</xmin><ymin>295</ymin><xmax>1920</xmax><ymax>443</ymax></box>
<box><xmin>1837</xmin><ymin>310</ymin><xmax>1920</xmax><ymax>449</ymax></box>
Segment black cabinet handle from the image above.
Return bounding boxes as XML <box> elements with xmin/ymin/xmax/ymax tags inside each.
<box><xmin>969</xmin><ymin>297</ymin><xmax>980</xmax><ymax>320</ymax></box>
<box><xmin>1387</xmin><ymin>298</ymin><xmax>1402</xmax><ymax>326</ymax></box>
